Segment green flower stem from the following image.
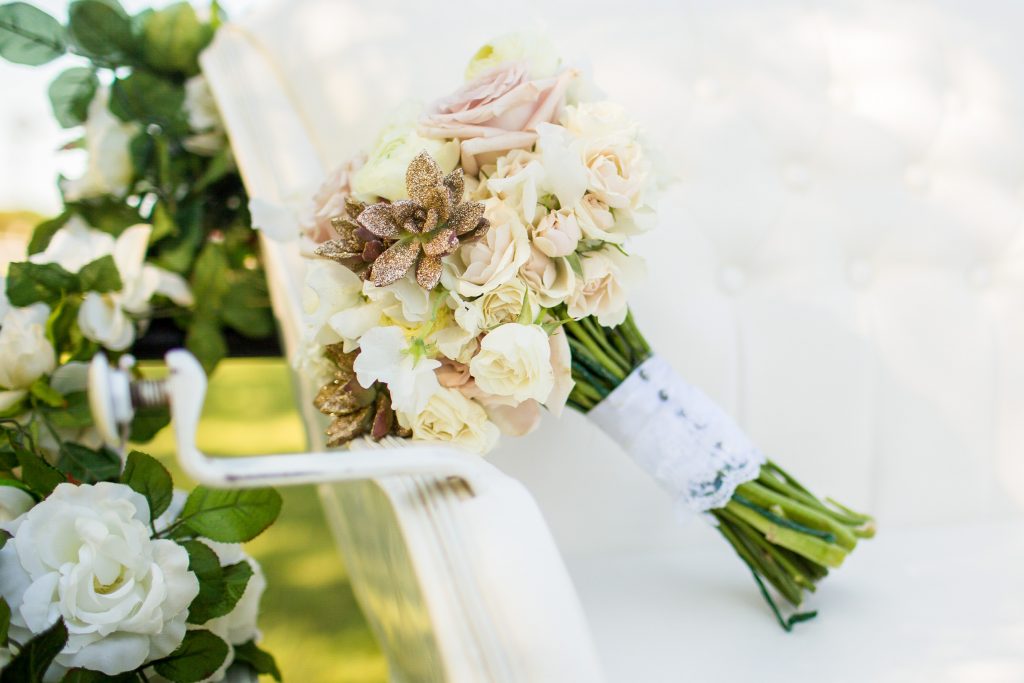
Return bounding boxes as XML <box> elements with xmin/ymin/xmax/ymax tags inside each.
<box><xmin>568</xmin><ymin>339</ymin><xmax>622</xmax><ymax>390</ymax></box>
<box><xmin>565</xmin><ymin>320</ymin><xmax>628</xmax><ymax>381</ymax></box>
<box><xmin>719</xmin><ymin>509</ymin><xmax>804</xmax><ymax>606</ymax></box>
<box><xmin>738</xmin><ymin>481</ymin><xmax>859</xmax><ymax>551</ymax></box>
<box><xmin>581</xmin><ymin>316</ymin><xmax>631</xmax><ymax>372</ymax></box>
<box><xmin>723</xmin><ymin>499</ymin><xmax>848</xmax><ymax>568</ymax></box>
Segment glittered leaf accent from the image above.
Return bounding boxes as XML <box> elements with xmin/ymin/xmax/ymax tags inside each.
<box><xmin>449</xmin><ymin>201</ymin><xmax>486</xmax><ymax>236</ymax></box>
<box><xmin>422</xmin><ymin>227</ymin><xmax>457</xmax><ymax>256</ymax></box>
<box><xmin>325</xmin><ymin>404</ymin><xmax>373</xmax><ymax>447</ymax></box>
<box><xmin>416</xmin><ymin>254</ymin><xmax>444</xmax><ymax>290</ymax></box>
<box><xmin>357</xmin><ymin>203</ymin><xmax>401</xmax><ymax>238</ymax></box>
<box><xmin>371</xmin><ymin>239</ymin><xmax>420</xmax><ymax>287</ymax></box>
<box><xmin>443</xmin><ymin>168</ymin><xmax>465</xmax><ymax>205</ymax></box>
<box><xmin>406</xmin><ymin>151</ymin><xmax>443</xmax><ymax>205</ymax></box>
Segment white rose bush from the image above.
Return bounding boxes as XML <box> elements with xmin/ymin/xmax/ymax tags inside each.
<box><xmin>297</xmin><ymin>33</ymin><xmax>875</xmax><ymax>630</ymax></box>
<box><xmin>0</xmin><ymin>2</ymin><xmax>285</xmax><ymax>679</ymax></box>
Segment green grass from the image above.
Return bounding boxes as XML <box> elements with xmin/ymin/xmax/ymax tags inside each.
<box><xmin>138</xmin><ymin>358</ymin><xmax>387</xmax><ymax>683</ymax></box>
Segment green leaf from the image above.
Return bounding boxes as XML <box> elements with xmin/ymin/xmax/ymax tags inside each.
<box><xmin>193</xmin><ymin>147</ymin><xmax>233</xmax><ymax>192</ymax></box>
<box><xmin>153</xmin><ymin>630</ymin><xmax>228</xmax><ymax>683</ymax></box>
<box><xmin>128</xmin><ymin>404</ymin><xmax>170</xmax><ymax>443</ymax></box>
<box><xmin>77</xmin><ymin>254</ymin><xmax>122</xmax><ymax>293</ymax></box>
<box><xmin>185</xmin><ymin>319</ymin><xmax>227</xmax><ymax>376</ymax></box>
<box><xmin>56</xmin><ymin>442</ymin><xmax>121</xmax><ymax>484</ymax></box>
<box><xmin>66</xmin><ymin>198</ymin><xmax>141</xmax><ymax>235</ymax></box>
<box><xmin>220</xmin><ymin>559</ymin><xmax>253</xmax><ymax>611</ymax></box>
<box><xmin>28</xmin><ymin>378</ymin><xmax>64</xmax><ymax>408</ymax></box>
<box><xmin>0</xmin><ymin>618</ymin><xmax>68</xmax><ymax>683</ymax></box>
<box><xmin>0</xmin><ymin>596</ymin><xmax>10</xmax><ymax>644</ymax></box>
<box><xmin>121</xmin><ymin>450</ymin><xmax>172</xmax><ymax>518</ymax></box>
<box><xmin>41</xmin><ymin>391</ymin><xmax>91</xmax><ymax>430</ymax></box>
<box><xmin>0</xmin><ymin>2</ymin><xmax>66</xmax><ymax>65</ymax></box>
<box><xmin>149</xmin><ymin>200</ymin><xmax>176</xmax><ymax>243</ymax></box>
<box><xmin>67</xmin><ymin>0</ymin><xmax>134</xmax><ymax>62</ymax></box>
<box><xmin>16</xmin><ymin>450</ymin><xmax>65</xmax><ymax>497</ymax></box>
<box><xmin>140</xmin><ymin>2</ymin><xmax>212</xmax><ymax>76</ymax></box>
<box><xmin>175</xmin><ymin>487</ymin><xmax>282</xmax><ymax>543</ymax></box>
<box><xmin>28</xmin><ymin>212</ymin><xmax>70</xmax><ymax>255</ymax></box>
<box><xmin>565</xmin><ymin>252</ymin><xmax>583</xmax><ymax>277</ymax></box>
<box><xmin>46</xmin><ymin>296</ymin><xmax>82</xmax><ymax>353</ymax></box>
<box><xmin>220</xmin><ymin>274</ymin><xmax>274</xmax><ymax>339</ymax></box>
<box><xmin>0</xmin><ymin>529</ymin><xmax>11</xmax><ymax>550</ymax></box>
<box><xmin>190</xmin><ymin>242</ymin><xmax>230</xmax><ymax>309</ymax></box>
<box><xmin>109</xmin><ymin>70</ymin><xmax>185</xmax><ymax>126</ymax></box>
<box><xmin>183</xmin><ymin>540</ymin><xmax>229</xmax><ymax>625</ymax></box>
<box><xmin>48</xmin><ymin>67</ymin><xmax>98</xmax><ymax>128</ymax></box>
<box><xmin>232</xmin><ymin>641</ymin><xmax>282</xmax><ymax>682</ymax></box>
<box><xmin>61</xmin><ymin>669</ymin><xmax>141</xmax><ymax>682</ymax></box>
<box><xmin>6</xmin><ymin>261</ymin><xmax>79</xmax><ymax>306</ymax></box>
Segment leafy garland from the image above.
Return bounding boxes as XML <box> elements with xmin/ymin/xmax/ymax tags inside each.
<box><xmin>0</xmin><ymin>1</ymin><xmax>283</xmax><ymax>680</ymax></box>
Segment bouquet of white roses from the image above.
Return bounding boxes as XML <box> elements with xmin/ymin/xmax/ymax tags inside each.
<box><xmin>298</xmin><ymin>34</ymin><xmax>874</xmax><ymax>629</ymax></box>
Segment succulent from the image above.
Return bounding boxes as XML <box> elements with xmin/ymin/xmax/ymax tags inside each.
<box><xmin>347</xmin><ymin>151</ymin><xmax>489</xmax><ymax>289</ymax></box>
<box><xmin>314</xmin><ymin>344</ymin><xmax>410</xmax><ymax>447</ymax></box>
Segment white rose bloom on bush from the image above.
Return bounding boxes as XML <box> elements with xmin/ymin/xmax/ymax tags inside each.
<box><xmin>0</xmin><ymin>303</ymin><xmax>57</xmax><ymax>411</ymax></box>
<box><xmin>63</xmin><ymin>88</ymin><xmax>137</xmax><ymax>201</ymax></box>
<box><xmin>32</xmin><ymin>219</ymin><xmax>193</xmax><ymax>351</ymax></box>
<box><xmin>470</xmin><ymin>322</ymin><xmax>555</xmax><ymax>404</ymax></box>
<box><xmin>0</xmin><ymin>483</ymin><xmax>199</xmax><ymax>677</ymax></box>
<box><xmin>0</xmin><ymin>486</ymin><xmax>33</xmax><ymax>522</ymax></box>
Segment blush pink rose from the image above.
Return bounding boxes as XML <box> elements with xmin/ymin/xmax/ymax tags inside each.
<box><xmin>299</xmin><ymin>153</ymin><xmax>366</xmax><ymax>244</ymax></box>
<box><xmin>419</xmin><ymin>62</ymin><xmax>578</xmax><ymax>175</ymax></box>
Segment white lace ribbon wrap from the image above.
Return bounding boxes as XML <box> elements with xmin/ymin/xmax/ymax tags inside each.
<box><xmin>588</xmin><ymin>355</ymin><xmax>766</xmax><ymax>515</ymax></box>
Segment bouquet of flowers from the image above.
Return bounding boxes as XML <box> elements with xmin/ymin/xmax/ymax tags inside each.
<box><xmin>296</xmin><ymin>33</ymin><xmax>875</xmax><ymax>629</ymax></box>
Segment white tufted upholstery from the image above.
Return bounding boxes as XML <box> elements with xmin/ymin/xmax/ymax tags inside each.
<box><xmin>209</xmin><ymin>0</ymin><xmax>1024</xmax><ymax>679</ymax></box>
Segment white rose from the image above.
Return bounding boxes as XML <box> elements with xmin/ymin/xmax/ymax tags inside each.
<box><xmin>518</xmin><ymin>244</ymin><xmax>575</xmax><ymax>308</ymax></box>
<box><xmin>455</xmin><ymin>198</ymin><xmax>531</xmax><ymax>298</ymax></box>
<box><xmin>532</xmin><ymin>207</ymin><xmax>582</xmax><ymax>257</ymax></box>
<box><xmin>0</xmin><ymin>483</ymin><xmax>199</xmax><ymax>677</ymax></box>
<box><xmin>0</xmin><ymin>486</ymin><xmax>33</xmax><ymax>522</ymax></box>
<box><xmin>468</xmin><ymin>278</ymin><xmax>539</xmax><ymax>332</ymax></box>
<box><xmin>33</xmin><ymin>219</ymin><xmax>192</xmax><ymax>352</ymax></box>
<box><xmin>399</xmin><ymin>388</ymin><xmax>500</xmax><ymax>455</ymax></box>
<box><xmin>470</xmin><ymin>323</ymin><xmax>554</xmax><ymax>404</ymax></box>
<box><xmin>63</xmin><ymin>88</ymin><xmax>137</xmax><ymax>201</ymax></box>
<box><xmin>351</xmin><ymin>121</ymin><xmax>459</xmax><ymax>201</ymax></box>
<box><xmin>196</xmin><ymin>542</ymin><xmax>267</xmax><ymax>682</ymax></box>
<box><xmin>566</xmin><ymin>247</ymin><xmax>645</xmax><ymax>327</ymax></box>
<box><xmin>0</xmin><ymin>303</ymin><xmax>56</xmax><ymax>391</ymax></box>
<box><xmin>465</xmin><ymin>31</ymin><xmax>561</xmax><ymax>81</ymax></box>
<box><xmin>546</xmin><ymin>327</ymin><xmax>575</xmax><ymax>417</ymax></box>
<box><xmin>353</xmin><ymin>326</ymin><xmax>440</xmax><ymax>415</ymax></box>
<box><xmin>183</xmin><ymin>75</ymin><xmax>227</xmax><ymax>156</ymax></box>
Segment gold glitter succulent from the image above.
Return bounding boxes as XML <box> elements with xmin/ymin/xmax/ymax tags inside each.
<box><xmin>354</xmin><ymin>151</ymin><xmax>489</xmax><ymax>289</ymax></box>
<box><xmin>314</xmin><ymin>344</ymin><xmax>410</xmax><ymax>447</ymax></box>
<box><xmin>312</xmin><ymin>196</ymin><xmax>385</xmax><ymax>278</ymax></box>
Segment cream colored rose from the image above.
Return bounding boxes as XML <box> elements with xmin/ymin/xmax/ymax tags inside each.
<box><xmin>546</xmin><ymin>327</ymin><xmax>574</xmax><ymax>417</ymax></box>
<box><xmin>563</xmin><ymin>102</ymin><xmax>650</xmax><ymax>210</ymax></box>
<box><xmin>483</xmin><ymin>149</ymin><xmax>546</xmax><ymax>222</ymax></box>
<box><xmin>0</xmin><ymin>303</ymin><xmax>56</xmax><ymax>391</ymax></box>
<box><xmin>455</xmin><ymin>198</ymin><xmax>531</xmax><ymax>298</ymax></box>
<box><xmin>474</xmin><ymin>278</ymin><xmax>539</xmax><ymax>330</ymax></box>
<box><xmin>566</xmin><ymin>247</ymin><xmax>645</xmax><ymax>327</ymax></box>
<box><xmin>465</xmin><ymin>32</ymin><xmax>561</xmax><ymax>81</ymax></box>
<box><xmin>532</xmin><ymin>207</ymin><xmax>582</xmax><ymax>257</ymax></box>
<box><xmin>518</xmin><ymin>244</ymin><xmax>575</xmax><ymax>307</ymax></box>
<box><xmin>400</xmin><ymin>388</ymin><xmax>499</xmax><ymax>455</ymax></box>
<box><xmin>351</xmin><ymin>121</ymin><xmax>459</xmax><ymax>201</ymax></box>
<box><xmin>470</xmin><ymin>322</ymin><xmax>554</xmax><ymax>403</ymax></box>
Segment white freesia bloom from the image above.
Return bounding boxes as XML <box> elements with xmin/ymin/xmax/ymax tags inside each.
<box><xmin>0</xmin><ymin>483</ymin><xmax>199</xmax><ymax>677</ymax></box>
<box><xmin>353</xmin><ymin>326</ymin><xmax>440</xmax><ymax>414</ymax></box>
<box><xmin>63</xmin><ymin>88</ymin><xmax>137</xmax><ymax>201</ymax></box>
<box><xmin>0</xmin><ymin>486</ymin><xmax>33</xmax><ymax>522</ymax></box>
<box><xmin>465</xmin><ymin>32</ymin><xmax>561</xmax><ymax>81</ymax></box>
<box><xmin>399</xmin><ymin>388</ymin><xmax>500</xmax><ymax>455</ymax></box>
<box><xmin>535</xmin><ymin>123</ymin><xmax>588</xmax><ymax>209</ymax></box>
<box><xmin>0</xmin><ymin>303</ymin><xmax>56</xmax><ymax>394</ymax></box>
<box><xmin>351</xmin><ymin>121</ymin><xmax>459</xmax><ymax>201</ymax></box>
<box><xmin>303</xmin><ymin>259</ymin><xmax>364</xmax><ymax>350</ymax></box>
<box><xmin>485</xmin><ymin>150</ymin><xmax>547</xmax><ymax>223</ymax></box>
<box><xmin>455</xmin><ymin>198</ymin><xmax>531</xmax><ymax>297</ymax></box>
<box><xmin>470</xmin><ymin>323</ymin><xmax>554</xmax><ymax>404</ymax></box>
<box><xmin>566</xmin><ymin>247</ymin><xmax>645</xmax><ymax>327</ymax></box>
<box><xmin>32</xmin><ymin>219</ymin><xmax>192</xmax><ymax>351</ymax></box>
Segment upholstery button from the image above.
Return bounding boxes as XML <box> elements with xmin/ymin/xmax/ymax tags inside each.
<box><xmin>782</xmin><ymin>162</ymin><xmax>810</xmax><ymax>191</ymax></box>
<box><xmin>848</xmin><ymin>260</ymin><xmax>874</xmax><ymax>288</ymax></box>
<box><xmin>905</xmin><ymin>164</ymin><xmax>930</xmax><ymax>192</ymax></box>
<box><xmin>968</xmin><ymin>265</ymin><xmax>992</xmax><ymax>289</ymax></box>
<box><xmin>694</xmin><ymin>78</ymin><xmax>720</xmax><ymax>102</ymax></box>
<box><xmin>719</xmin><ymin>266</ymin><xmax>745</xmax><ymax>293</ymax></box>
